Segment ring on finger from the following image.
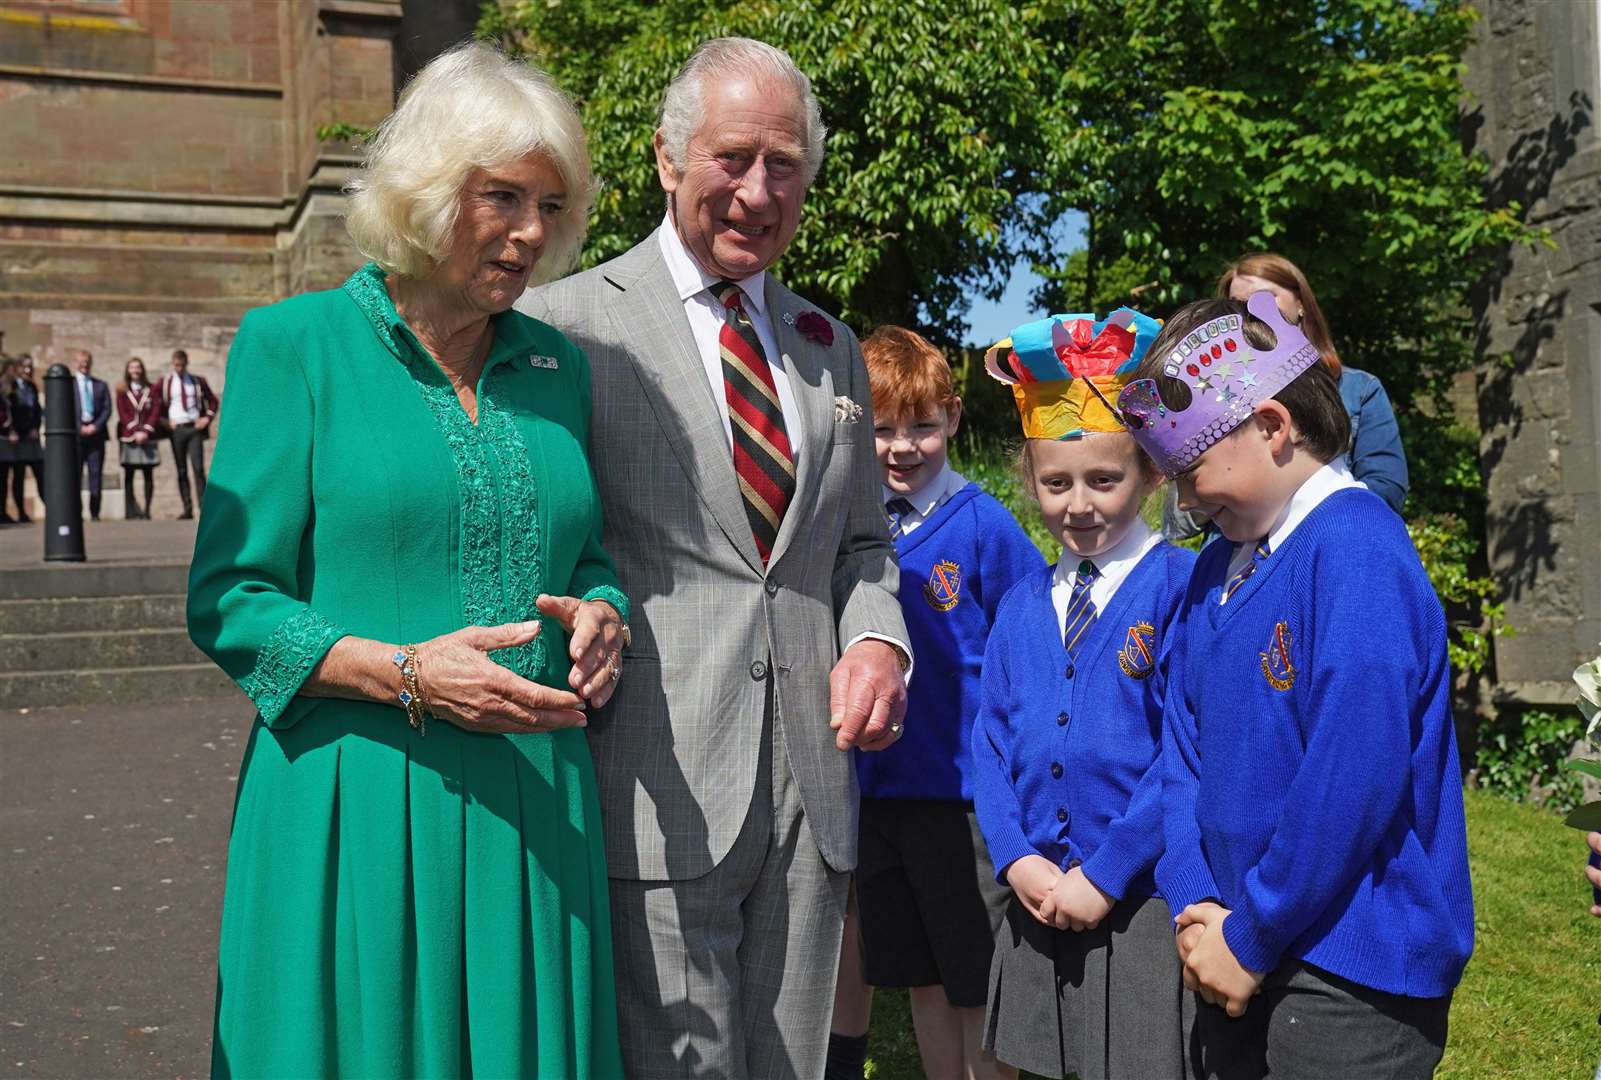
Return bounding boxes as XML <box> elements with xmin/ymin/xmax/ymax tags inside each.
<box><xmin>605</xmin><ymin>651</ymin><xmax>621</xmax><ymax>682</ymax></box>
<box><xmin>889</xmin><ymin>721</ymin><xmax>903</xmax><ymax>735</ymax></box>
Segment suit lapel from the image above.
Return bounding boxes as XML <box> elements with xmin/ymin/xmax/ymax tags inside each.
<box><xmin>766</xmin><ymin>283</ymin><xmax>835</xmax><ymax>565</ymax></box>
<box><xmin>602</xmin><ymin>237</ymin><xmax>764</xmax><ymax>573</ymax></box>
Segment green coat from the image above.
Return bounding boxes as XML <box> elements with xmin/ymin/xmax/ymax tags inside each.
<box><xmin>189</xmin><ymin>263</ymin><xmax>627</xmax><ymax>1078</ymax></box>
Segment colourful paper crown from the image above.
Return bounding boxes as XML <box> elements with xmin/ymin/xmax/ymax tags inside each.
<box><xmin>983</xmin><ymin>308</ymin><xmax>1162</xmax><ymax>439</ymax></box>
<box><xmin>1115</xmin><ymin>291</ymin><xmax>1322</xmax><ymax>476</ymax></box>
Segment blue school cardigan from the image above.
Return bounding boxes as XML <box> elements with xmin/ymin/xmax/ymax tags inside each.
<box><xmin>972</xmin><ymin>543</ymin><xmax>1195</xmax><ymax>901</ymax></box>
<box><xmin>856</xmin><ymin>483</ymin><xmax>1043</xmax><ymax>801</ymax></box>
<box><xmin>1156</xmin><ymin>488</ymin><xmax>1473</xmax><ymax>999</ymax></box>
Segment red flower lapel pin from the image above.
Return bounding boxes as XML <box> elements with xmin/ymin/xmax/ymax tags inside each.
<box><xmin>791</xmin><ymin>310</ymin><xmax>834</xmax><ymax>347</ymax></box>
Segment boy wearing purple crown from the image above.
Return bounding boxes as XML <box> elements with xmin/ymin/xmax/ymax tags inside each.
<box><xmin>1119</xmin><ymin>296</ymin><xmax>1473</xmax><ymax>1080</ymax></box>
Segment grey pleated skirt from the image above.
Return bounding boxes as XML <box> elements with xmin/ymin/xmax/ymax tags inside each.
<box><xmin>119</xmin><ymin>442</ymin><xmax>160</xmax><ymax>467</ymax></box>
<box><xmin>983</xmin><ymin>893</ymin><xmax>1195</xmax><ymax>1080</ymax></box>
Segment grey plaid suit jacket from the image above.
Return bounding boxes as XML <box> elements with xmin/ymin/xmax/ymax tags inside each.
<box><xmin>517</xmin><ymin>232</ymin><xmax>907</xmax><ymax>881</ymax></box>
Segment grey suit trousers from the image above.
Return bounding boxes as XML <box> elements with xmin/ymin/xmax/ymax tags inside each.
<box><xmin>608</xmin><ymin>689</ymin><xmax>850</xmax><ymax>1079</ymax></box>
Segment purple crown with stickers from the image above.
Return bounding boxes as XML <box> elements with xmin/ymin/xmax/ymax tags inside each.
<box><xmin>1115</xmin><ymin>291</ymin><xmax>1322</xmax><ymax>476</ymax></box>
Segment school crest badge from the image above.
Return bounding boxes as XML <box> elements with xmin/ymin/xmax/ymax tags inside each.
<box><xmin>1259</xmin><ymin>620</ymin><xmax>1297</xmax><ymax>691</ymax></box>
<box><xmin>1117</xmin><ymin>621</ymin><xmax>1157</xmax><ymax>679</ymax></box>
<box><xmin>923</xmin><ymin>560</ymin><xmax>962</xmax><ymax>612</ymax></box>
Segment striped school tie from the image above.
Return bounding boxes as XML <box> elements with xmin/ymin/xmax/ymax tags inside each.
<box><xmin>1061</xmin><ymin>559</ymin><xmax>1099</xmax><ymax>658</ymax></box>
<box><xmin>1222</xmin><ymin>539</ymin><xmax>1271</xmax><ymax>602</ymax></box>
<box><xmin>885</xmin><ymin>497</ymin><xmax>915</xmax><ymax>540</ymax></box>
<box><xmin>714</xmin><ymin>281</ymin><xmax>795</xmax><ymax>564</ymax></box>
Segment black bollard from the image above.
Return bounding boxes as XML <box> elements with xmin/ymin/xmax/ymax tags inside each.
<box><xmin>43</xmin><ymin>363</ymin><xmax>85</xmax><ymax>562</ymax></box>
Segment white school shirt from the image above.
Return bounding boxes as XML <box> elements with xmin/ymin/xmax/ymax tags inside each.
<box><xmin>882</xmin><ymin>464</ymin><xmax>968</xmax><ymax>539</ymax></box>
<box><xmin>1051</xmin><ymin>520</ymin><xmax>1162</xmax><ymax>635</ymax></box>
<box><xmin>1218</xmin><ymin>461</ymin><xmax>1364</xmax><ymax>604</ymax></box>
<box><xmin>165</xmin><ymin>372</ymin><xmax>202</xmax><ymax>425</ymax></box>
<box><xmin>657</xmin><ymin>216</ymin><xmax>805</xmax><ymax>458</ymax></box>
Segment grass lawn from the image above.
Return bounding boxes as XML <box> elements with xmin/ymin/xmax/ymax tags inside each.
<box><xmin>863</xmin><ymin>790</ymin><xmax>1600</xmax><ymax>1079</ymax></box>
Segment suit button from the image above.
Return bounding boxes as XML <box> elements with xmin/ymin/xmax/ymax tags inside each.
<box><xmin>1064</xmin><ymin>662</ymin><xmax>1075</xmax><ymax>679</ymax></box>
<box><xmin>1057</xmin><ymin>711</ymin><xmax>1070</xmax><ymax>727</ymax></box>
<box><xmin>1051</xmin><ymin>762</ymin><xmax>1064</xmax><ymax>779</ymax></box>
<box><xmin>750</xmin><ymin>660</ymin><xmax>768</xmax><ymax>680</ymax></box>
<box><xmin>765</xmin><ymin>579</ymin><xmax>779</xmax><ymax>596</ymax></box>
<box><xmin>1056</xmin><ymin>807</ymin><xmax>1068</xmax><ymax>824</ymax></box>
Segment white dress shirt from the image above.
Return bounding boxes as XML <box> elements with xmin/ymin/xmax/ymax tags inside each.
<box><xmin>657</xmin><ymin>217</ymin><xmax>806</xmax><ymax>459</ymax></box>
<box><xmin>882</xmin><ymin>464</ymin><xmax>968</xmax><ymax>539</ymax></box>
<box><xmin>1050</xmin><ymin>519</ymin><xmax>1161</xmax><ymax>634</ymax></box>
<box><xmin>1219</xmin><ymin>460</ymin><xmax>1365</xmax><ymax>603</ymax></box>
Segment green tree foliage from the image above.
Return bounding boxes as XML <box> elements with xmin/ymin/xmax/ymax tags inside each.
<box><xmin>1033</xmin><ymin>2</ymin><xmax>1529</xmax><ymax>399</ymax></box>
<box><xmin>479</xmin><ymin>0</ymin><xmax>1083</xmax><ymax>341</ymax></box>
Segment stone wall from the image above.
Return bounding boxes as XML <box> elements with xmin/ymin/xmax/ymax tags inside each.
<box><xmin>1464</xmin><ymin>0</ymin><xmax>1601</xmax><ymax>704</ymax></box>
<box><xmin>0</xmin><ymin>0</ymin><xmax>405</xmax><ymax>391</ymax></box>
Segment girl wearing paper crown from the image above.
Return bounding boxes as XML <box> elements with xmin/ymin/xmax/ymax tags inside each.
<box><xmin>970</xmin><ymin>308</ymin><xmax>1197</xmax><ymax>1079</ymax></box>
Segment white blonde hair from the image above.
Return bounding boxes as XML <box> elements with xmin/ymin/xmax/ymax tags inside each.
<box><xmin>345</xmin><ymin>42</ymin><xmax>594</xmax><ymax>283</ymax></box>
<box><xmin>659</xmin><ymin>38</ymin><xmax>827</xmax><ymax>186</ymax></box>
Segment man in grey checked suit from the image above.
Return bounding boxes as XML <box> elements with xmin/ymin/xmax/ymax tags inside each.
<box><xmin>518</xmin><ymin>36</ymin><xmax>910</xmax><ymax>1080</ymax></box>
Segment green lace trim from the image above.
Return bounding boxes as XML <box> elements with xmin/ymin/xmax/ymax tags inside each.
<box><xmin>240</xmin><ymin>608</ymin><xmax>347</xmax><ymax>725</ymax></box>
<box><xmin>342</xmin><ymin>262</ymin><xmax>404</xmax><ymax>356</ymax></box>
<box><xmin>341</xmin><ymin>263</ymin><xmax>548</xmax><ymax>682</ymax></box>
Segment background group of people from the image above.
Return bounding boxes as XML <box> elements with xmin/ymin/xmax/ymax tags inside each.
<box><xmin>0</xmin><ymin>345</ymin><xmax>216</xmax><ymax>524</ymax></box>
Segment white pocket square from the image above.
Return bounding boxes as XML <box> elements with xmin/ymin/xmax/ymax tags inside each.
<box><xmin>834</xmin><ymin>395</ymin><xmax>863</xmax><ymax>423</ymax></box>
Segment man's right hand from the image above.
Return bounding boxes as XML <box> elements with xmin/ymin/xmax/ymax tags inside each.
<box><xmin>79</xmin><ymin>423</ymin><xmax>94</xmax><ymax>437</ymax></box>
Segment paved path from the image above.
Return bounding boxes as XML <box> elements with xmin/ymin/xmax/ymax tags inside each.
<box><xmin>1</xmin><ymin>696</ymin><xmax>244</xmax><ymax>1078</ymax></box>
<box><xmin>0</xmin><ymin>519</ymin><xmax>197</xmax><ymax>574</ymax></box>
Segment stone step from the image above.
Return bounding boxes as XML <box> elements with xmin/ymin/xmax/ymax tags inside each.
<box><xmin>0</xmin><ymin>562</ymin><xmax>190</xmax><ymax>600</ymax></box>
<box><xmin>1</xmin><ymin>627</ymin><xmax>206</xmax><ymax>672</ymax></box>
<box><xmin>0</xmin><ymin>663</ymin><xmax>241</xmax><ymax>711</ymax></box>
<box><xmin>0</xmin><ymin>593</ymin><xmax>187</xmax><ymax>635</ymax></box>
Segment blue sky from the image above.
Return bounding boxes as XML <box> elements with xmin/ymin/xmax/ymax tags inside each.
<box><xmin>962</xmin><ymin>209</ymin><xmax>1087</xmax><ymax>347</ymax></box>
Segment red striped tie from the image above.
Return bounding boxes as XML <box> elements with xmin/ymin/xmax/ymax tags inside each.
<box><xmin>715</xmin><ymin>281</ymin><xmax>795</xmax><ymax>564</ymax></box>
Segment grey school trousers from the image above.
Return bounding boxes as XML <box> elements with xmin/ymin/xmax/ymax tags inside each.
<box><xmin>1192</xmin><ymin>961</ymin><xmax>1451</xmax><ymax>1080</ymax></box>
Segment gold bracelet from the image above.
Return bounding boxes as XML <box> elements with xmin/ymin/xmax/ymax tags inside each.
<box><xmin>392</xmin><ymin>644</ymin><xmax>428</xmax><ymax>736</ymax></box>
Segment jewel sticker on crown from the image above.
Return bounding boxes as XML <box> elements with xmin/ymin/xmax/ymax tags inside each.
<box><xmin>1116</xmin><ymin>291</ymin><xmax>1322</xmax><ymax>476</ymax></box>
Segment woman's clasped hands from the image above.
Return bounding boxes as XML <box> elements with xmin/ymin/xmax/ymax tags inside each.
<box><xmin>413</xmin><ymin>594</ymin><xmax>624</xmax><ymax>735</ymax></box>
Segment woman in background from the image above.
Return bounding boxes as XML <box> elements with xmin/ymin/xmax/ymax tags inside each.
<box><xmin>1220</xmin><ymin>252</ymin><xmax>1408</xmax><ymax>512</ymax></box>
<box><xmin>1162</xmin><ymin>252</ymin><xmax>1410</xmax><ymax>540</ymax></box>
<box><xmin>115</xmin><ymin>356</ymin><xmax>162</xmax><ymax>519</ymax></box>
<box><xmin>6</xmin><ymin>356</ymin><xmax>45</xmax><ymax>522</ymax></box>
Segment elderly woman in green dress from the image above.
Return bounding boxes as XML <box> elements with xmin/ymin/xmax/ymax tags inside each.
<box><xmin>188</xmin><ymin>43</ymin><xmax>627</xmax><ymax>1077</ymax></box>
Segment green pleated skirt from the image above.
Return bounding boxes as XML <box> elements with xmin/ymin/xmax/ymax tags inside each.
<box><xmin>211</xmin><ymin>701</ymin><xmax>623</xmax><ymax>1078</ymax></box>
